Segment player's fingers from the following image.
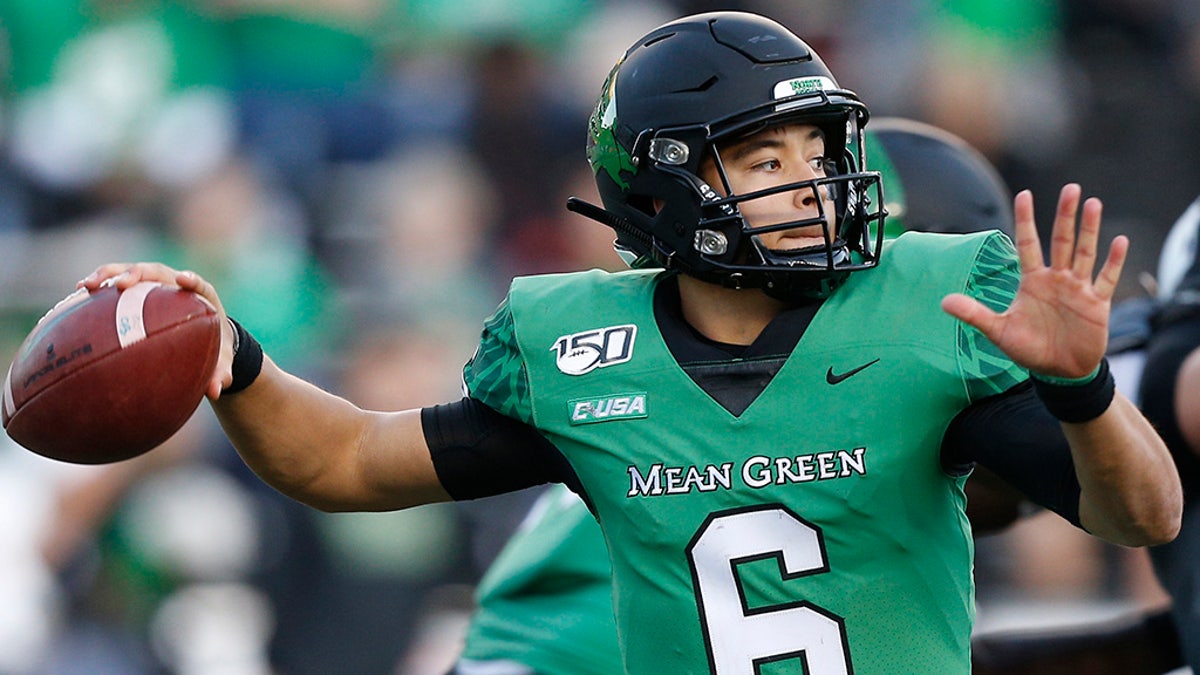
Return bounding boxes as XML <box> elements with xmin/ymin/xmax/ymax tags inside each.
<box><xmin>206</xmin><ymin>373</ymin><xmax>229</xmax><ymax>401</ymax></box>
<box><xmin>1012</xmin><ymin>190</ymin><xmax>1044</xmax><ymax>272</ymax></box>
<box><xmin>143</xmin><ymin>262</ymin><xmax>185</xmax><ymax>282</ymax></box>
<box><xmin>78</xmin><ymin>262</ymin><xmax>158</xmax><ymax>290</ymax></box>
<box><xmin>112</xmin><ymin>266</ymin><xmax>149</xmax><ymax>290</ymax></box>
<box><xmin>206</xmin><ymin>320</ymin><xmax>235</xmax><ymax>401</ymax></box>
<box><xmin>177</xmin><ymin>270</ymin><xmax>226</xmax><ymax>316</ymax></box>
<box><xmin>1049</xmin><ymin>184</ymin><xmax>1081</xmax><ymax>270</ymax></box>
<box><xmin>77</xmin><ymin>262</ymin><xmax>134</xmax><ymax>289</ymax></box>
<box><xmin>1092</xmin><ymin>234</ymin><xmax>1129</xmax><ymax>301</ymax></box>
<box><xmin>1071</xmin><ymin>196</ymin><xmax>1103</xmax><ymax>280</ymax></box>
<box><xmin>111</xmin><ymin>262</ymin><xmax>194</xmax><ymax>291</ymax></box>
<box><xmin>175</xmin><ymin>270</ymin><xmax>201</xmax><ymax>291</ymax></box>
<box><xmin>941</xmin><ymin>293</ymin><xmax>1000</xmax><ymax>340</ymax></box>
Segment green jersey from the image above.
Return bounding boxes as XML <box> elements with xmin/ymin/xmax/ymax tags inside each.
<box><xmin>460</xmin><ymin>485</ymin><xmax>622</xmax><ymax>674</ymax></box>
<box><xmin>464</xmin><ymin>231</ymin><xmax>1025</xmax><ymax>674</ymax></box>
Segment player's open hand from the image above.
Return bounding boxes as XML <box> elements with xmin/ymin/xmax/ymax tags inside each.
<box><xmin>941</xmin><ymin>183</ymin><xmax>1125</xmax><ymax>379</ymax></box>
<box><xmin>79</xmin><ymin>262</ymin><xmax>234</xmax><ymax>399</ymax></box>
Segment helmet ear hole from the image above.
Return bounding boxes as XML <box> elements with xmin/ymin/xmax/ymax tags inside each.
<box><xmin>630</xmin><ymin>195</ymin><xmax>657</xmax><ymax>217</ymax></box>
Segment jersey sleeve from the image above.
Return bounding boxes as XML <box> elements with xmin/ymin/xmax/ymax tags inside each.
<box><xmin>957</xmin><ymin>231</ymin><xmax>1029</xmax><ymax>401</ymax></box>
<box><xmin>433</xmin><ymin>295</ymin><xmax>582</xmax><ymax>498</ymax></box>
<box><xmin>463</xmin><ymin>295</ymin><xmax>536</xmax><ymax>425</ymax></box>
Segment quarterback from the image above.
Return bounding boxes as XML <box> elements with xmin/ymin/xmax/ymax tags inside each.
<box><xmin>452</xmin><ymin>116</ymin><xmax>1031</xmax><ymax>675</ymax></box>
<box><xmin>82</xmin><ymin>11</ymin><xmax>1181</xmax><ymax>674</ymax></box>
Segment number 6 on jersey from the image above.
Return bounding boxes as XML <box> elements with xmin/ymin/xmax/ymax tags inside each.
<box><xmin>689</xmin><ymin>506</ymin><xmax>852</xmax><ymax>674</ymax></box>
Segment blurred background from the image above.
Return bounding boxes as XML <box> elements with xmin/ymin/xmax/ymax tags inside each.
<box><xmin>0</xmin><ymin>0</ymin><xmax>1198</xmax><ymax>673</ymax></box>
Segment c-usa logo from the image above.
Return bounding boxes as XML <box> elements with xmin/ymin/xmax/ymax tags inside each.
<box><xmin>551</xmin><ymin>324</ymin><xmax>637</xmax><ymax>375</ymax></box>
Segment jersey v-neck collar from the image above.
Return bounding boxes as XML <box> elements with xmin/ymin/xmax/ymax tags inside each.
<box><xmin>652</xmin><ymin>274</ymin><xmax>823</xmax><ymax>414</ymax></box>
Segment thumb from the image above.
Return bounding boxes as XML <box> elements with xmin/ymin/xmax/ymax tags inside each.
<box><xmin>941</xmin><ymin>293</ymin><xmax>998</xmax><ymax>338</ymax></box>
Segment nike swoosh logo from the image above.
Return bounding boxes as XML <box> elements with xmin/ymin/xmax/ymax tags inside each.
<box><xmin>826</xmin><ymin>358</ymin><xmax>880</xmax><ymax>385</ymax></box>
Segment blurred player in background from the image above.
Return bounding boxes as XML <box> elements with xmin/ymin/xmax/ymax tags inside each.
<box><xmin>80</xmin><ymin>11</ymin><xmax>1181</xmax><ymax>673</ymax></box>
<box><xmin>1142</xmin><ymin>195</ymin><xmax>1200</xmax><ymax>670</ymax></box>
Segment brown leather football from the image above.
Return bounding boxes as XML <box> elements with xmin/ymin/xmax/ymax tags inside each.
<box><xmin>2</xmin><ymin>282</ymin><xmax>220</xmax><ymax>464</ymax></box>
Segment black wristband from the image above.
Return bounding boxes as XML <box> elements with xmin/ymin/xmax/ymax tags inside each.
<box><xmin>224</xmin><ymin>317</ymin><xmax>263</xmax><ymax>395</ymax></box>
<box><xmin>1031</xmin><ymin>357</ymin><xmax>1116</xmax><ymax>424</ymax></box>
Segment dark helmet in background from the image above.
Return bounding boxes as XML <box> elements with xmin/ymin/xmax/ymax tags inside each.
<box><xmin>865</xmin><ymin>117</ymin><xmax>1014</xmax><ymax>240</ymax></box>
<box><xmin>570</xmin><ymin>11</ymin><xmax>885</xmax><ymax>301</ymax></box>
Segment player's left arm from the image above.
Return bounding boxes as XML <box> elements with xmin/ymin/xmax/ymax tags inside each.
<box><xmin>943</xmin><ymin>184</ymin><xmax>1182</xmax><ymax>546</ymax></box>
<box><xmin>1061</xmin><ymin>387</ymin><xmax>1181</xmax><ymax>544</ymax></box>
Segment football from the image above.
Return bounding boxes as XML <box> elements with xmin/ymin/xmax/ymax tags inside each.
<box><xmin>2</xmin><ymin>282</ymin><xmax>221</xmax><ymax>464</ymax></box>
<box><xmin>557</xmin><ymin>345</ymin><xmax>603</xmax><ymax>375</ymax></box>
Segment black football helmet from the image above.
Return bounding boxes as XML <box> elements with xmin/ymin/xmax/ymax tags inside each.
<box><xmin>866</xmin><ymin>117</ymin><xmax>1014</xmax><ymax>240</ymax></box>
<box><xmin>568</xmin><ymin>11</ymin><xmax>885</xmax><ymax>301</ymax></box>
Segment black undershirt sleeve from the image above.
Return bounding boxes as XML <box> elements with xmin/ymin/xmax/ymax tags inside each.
<box><xmin>942</xmin><ymin>381</ymin><xmax>1083</xmax><ymax>528</ymax></box>
<box><xmin>421</xmin><ymin>398</ymin><xmax>583</xmax><ymax>502</ymax></box>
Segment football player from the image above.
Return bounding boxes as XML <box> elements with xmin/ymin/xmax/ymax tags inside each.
<box><xmin>81</xmin><ymin>11</ymin><xmax>1181</xmax><ymax>673</ymax></box>
<box><xmin>1142</xmin><ymin>195</ymin><xmax>1200</xmax><ymax>669</ymax></box>
<box><xmin>451</xmin><ymin>116</ymin><xmax>1024</xmax><ymax>675</ymax></box>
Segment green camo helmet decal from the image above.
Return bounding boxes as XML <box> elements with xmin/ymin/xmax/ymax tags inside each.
<box><xmin>587</xmin><ymin>59</ymin><xmax>637</xmax><ymax>191</ymax></box>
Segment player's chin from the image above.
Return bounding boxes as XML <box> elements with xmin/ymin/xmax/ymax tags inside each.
<box><xmin>760</xmin><ymin>227</ymin><xmax>830</xmax><ymax>251</ymax></box>
<box><xmin>768</xmin><ymin>238</ymin><xmax>827</xmax><ymax>254</ymax></box>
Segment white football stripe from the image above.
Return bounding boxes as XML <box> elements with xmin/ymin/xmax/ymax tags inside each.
<box><xmin>3</xmin><ymin>364</ymin><xmax>13</xmax><ymax>419</ymax></box>
<box><xmin>116</xmin><ymin>281</ymin><xmax>162</xmax><ymax>348</ymax></box>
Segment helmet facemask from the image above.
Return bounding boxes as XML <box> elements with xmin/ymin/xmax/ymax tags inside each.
<box><xmin>639</xmin><ymin>106</ymin><xmax>886</xmax><ymax>301</ymax></box>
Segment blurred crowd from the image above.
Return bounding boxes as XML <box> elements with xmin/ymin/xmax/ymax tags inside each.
<box><xmin>1</xmin><ymin>0</ymin><xmax>1199</xmax><ymax>673</ymax></box>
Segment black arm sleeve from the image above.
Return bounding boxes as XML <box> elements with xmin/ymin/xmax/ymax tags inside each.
<box><xmin>942</xmin><ymin>381</ymin><xmax>1083</xmax><ymax>528</ymax></box>
<box><xmin>421</xmin><ymin>397</ymin><xmax>583</xmax><ymax>501</ymax></box>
